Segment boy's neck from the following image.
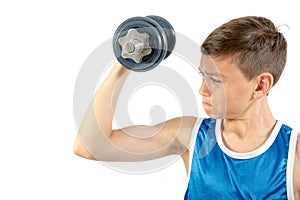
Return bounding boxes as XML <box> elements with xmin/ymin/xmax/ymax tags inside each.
<box><xmin>222</xmin><ymin>98</ymin><xmax>276</xmax><ymax>139</ymax></box>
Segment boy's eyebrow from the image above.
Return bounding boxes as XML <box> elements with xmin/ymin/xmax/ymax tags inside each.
<box><xmin>205</xmin><ymin>71</ymin><xmax>222</xmax><ymax>76</ymax></box>
<box><xmin>198</xmin><ymin>66</ymin><xmax>222</xmax><ymax>77</ymax></box>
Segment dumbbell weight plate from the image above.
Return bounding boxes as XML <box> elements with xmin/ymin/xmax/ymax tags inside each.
<box><xmin>146</xmin><ymin>15</ymin><xmax>176</xmax><ymax>59</ymax></box>
<box><xmin>113</xmin><ymin>16</ymin><xmax>170</xmax><ymax>72</ymax></box>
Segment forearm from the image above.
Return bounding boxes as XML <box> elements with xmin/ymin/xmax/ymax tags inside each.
<box><xmin>93</xmin><ymin>62</ymin><xmax>130</xmax><ymax>135</ymax></box>
<box><xmin>75</xmin><ymin>62</ymin><xmax>130</xmax><ymax>159</ymax></box>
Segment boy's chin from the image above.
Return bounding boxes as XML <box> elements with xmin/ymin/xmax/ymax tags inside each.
<box><xmin>205</xmin><ymin>110</ymin><xmax>226</xmax><ymax>119</ymax></box>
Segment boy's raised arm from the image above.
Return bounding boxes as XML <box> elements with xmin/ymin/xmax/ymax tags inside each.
<box><xmin>73</xmin><ymin>61</ymin><xmax>197</xmax><ymax>162</ymax></box>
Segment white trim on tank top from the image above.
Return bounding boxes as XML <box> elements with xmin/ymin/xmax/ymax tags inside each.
<box><xmin>215</xmin><ymin>119</ymin><xmax>282</xmax><ymax>159</ymax></box>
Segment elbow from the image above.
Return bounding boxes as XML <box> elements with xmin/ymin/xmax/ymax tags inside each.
<box><xmin>73</xmin><ymin>136</ymin><xmax>97</xmax><ymax>160</ymax></box>
<box><xmin>73</xmin><ymin>142</ymin><xmax>85</xmax><ymax>158</ymax></box>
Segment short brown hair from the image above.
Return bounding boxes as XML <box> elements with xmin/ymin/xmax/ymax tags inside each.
<box><xmin>201</xmin><ymin>16</ymin><xmax>287</xmax><ymax>86</ymax></box>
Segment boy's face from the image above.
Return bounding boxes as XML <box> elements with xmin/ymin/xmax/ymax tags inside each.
<box><xmin>199</xmin><ymin>55</ymin><xmax>256</xmax><ymax>119</ymax></box>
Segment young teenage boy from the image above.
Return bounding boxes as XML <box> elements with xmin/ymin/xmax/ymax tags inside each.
<box><xmin>74</xmin><ymin>16</ymin><xmax>300</xmax><ymax>199</ymax></box>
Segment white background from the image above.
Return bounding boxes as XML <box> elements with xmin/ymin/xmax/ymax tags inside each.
<box><xmin>0</xmin><ymin>0</ymin><xmax>299</xmax><ymax>199</ymax></box>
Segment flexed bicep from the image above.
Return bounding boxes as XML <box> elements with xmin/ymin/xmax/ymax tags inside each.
<box><xmin>76</xmin><ymin>116</ymin><xmax>197</xmax><ymax>162</ymax></box>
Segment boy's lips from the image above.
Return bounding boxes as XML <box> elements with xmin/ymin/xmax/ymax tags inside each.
<box><xmin>202</xmin><ymin>101</ymin><xmax>212</xmax><ymax>107</ymax></box>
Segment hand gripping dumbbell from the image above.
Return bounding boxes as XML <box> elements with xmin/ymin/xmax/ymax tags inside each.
<box><xmin>113</xmin><ymin>15</ymin><xmax>176</xmax><ymax>72</ymax></box>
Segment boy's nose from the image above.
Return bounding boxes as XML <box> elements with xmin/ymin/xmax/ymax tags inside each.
<box><xmin>199</xmin><ymin>80</ymin><xmax>210</xmax><ymax>96</ymax></box>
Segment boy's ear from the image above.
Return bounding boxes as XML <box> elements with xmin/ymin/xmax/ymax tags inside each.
<box><xmin>253</xmin><ymin>72</ymin><xmax>274</xmax><ymax>99</ymax></box>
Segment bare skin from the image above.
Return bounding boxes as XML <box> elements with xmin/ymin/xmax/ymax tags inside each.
<box><xmin>73</xmin><ymin>62</ymin><xmax>196</xmax><ymax>164</ymax></box>
<box><xmin>73</xmin><ymin>59</ymin><xmax>300</xmax><ymax>199</ymax></box>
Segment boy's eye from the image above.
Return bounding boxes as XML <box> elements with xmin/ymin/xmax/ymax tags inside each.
<box><xmin>199</xmin><ymin>70</ymin><xmax>222</xmax><ymax>84</ymax></box>
<box><xmin>210</xmin><ymin>77</ymin><xmax>222</xmax><ymax>83</ymax></box>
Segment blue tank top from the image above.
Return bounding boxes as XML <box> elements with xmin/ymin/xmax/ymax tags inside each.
<box><xmin>184</xmin><ymin>118</ymin><xmax>297</xmax><ymax>200</ymax></box>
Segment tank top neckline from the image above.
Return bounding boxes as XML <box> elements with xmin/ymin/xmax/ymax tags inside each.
<box><xmin>215</xmin><ymin>119</ymin><xmax>281</xmax><ymax>159</ymax></box>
